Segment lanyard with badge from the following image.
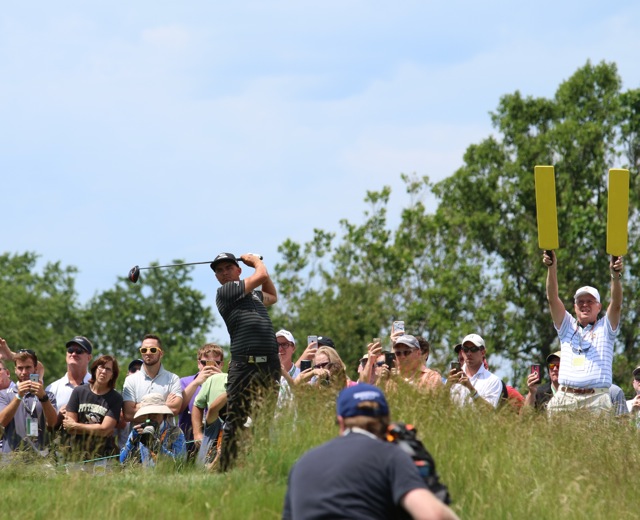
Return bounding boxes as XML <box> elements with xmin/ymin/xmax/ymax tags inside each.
<box><xmin>23</xmin><ymin>394</ymin><xmax>39</xmax><ymax>437</ymax></box>
<box><xmin>571</xmin><ymin>323</ymin><xmax>595</xmax><ymax>371</ymax></box>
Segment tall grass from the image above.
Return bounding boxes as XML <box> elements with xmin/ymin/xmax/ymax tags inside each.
<box><xmin>2</xmin><ymin>384</ymin><xmax>639</xmax><ymax>519</ymax></box>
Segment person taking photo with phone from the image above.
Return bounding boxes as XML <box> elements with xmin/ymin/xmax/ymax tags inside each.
<box><xmin>0</xmin><ymin>349</ymin><xmax>57</xmax><ymax>454</ymax></box>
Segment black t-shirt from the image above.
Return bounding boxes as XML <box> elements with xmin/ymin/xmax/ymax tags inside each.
<box><xmin>216</xmin><ymin>279</ymin><xmax>278</xmax><ymax>356</ymax></box>
<box><xmin>283</xmin><ymin>431</ymin><xmax>428</xmax><ymax>520</ymax></box>
<box><xmin>66</xmin><ymin>385</ymin><xmax>123</xmax><ymax>457</ymax></box>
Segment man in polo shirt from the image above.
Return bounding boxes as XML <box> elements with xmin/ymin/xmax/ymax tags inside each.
<box><xmin>122</xmin><ymin>334</ymin><xmax>182</xmax><ymax>423</ymax></box>
<box><xmin>46</xmin><ymin>336</ymin><xmax>93</xmax><ymax>417</ymax></box>
<box><xmin>543</xmin><ymin>251</ymin><xmax>623</xmax><ymax>414</ymax></box>
<box><xmin>210</xmin><ymin>252</ymin><xmax>280</xmax><ymax>471</ymax></box>
<box><xmin>0</xmin><ymin>349</ymin><xmax>57</xmax><ymax>453</ymax></box>
<box><xmin>447</xmin><ymin>334</ymin><xmax>503</xmax><ymax>408</ymax></box>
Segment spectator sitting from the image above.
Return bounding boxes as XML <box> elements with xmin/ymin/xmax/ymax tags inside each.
<box><xmin>119</xmin><ymin>393</ymin><xmax>186</xmax><ymax>467</ymax></box>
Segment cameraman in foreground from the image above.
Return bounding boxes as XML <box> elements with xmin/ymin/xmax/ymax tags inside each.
<box><xmin>119</xmin><ymin>393</ymin><xmax>185</xmax><ymax>467</ymax></box>
<box><xmin>282</xmin><ymin>384</ymin><xmax>458</xmax><ymax>520</ymax></box>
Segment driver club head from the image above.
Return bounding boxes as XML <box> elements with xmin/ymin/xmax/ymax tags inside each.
<box><xmin>128</xmin><ymin>265</ymin><xmax>141</xmax><ymax>284</ymax></box>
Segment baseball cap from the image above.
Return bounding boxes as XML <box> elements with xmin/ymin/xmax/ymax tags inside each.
<box><xmin>128</xmin><ymin>359</ymin><xmax>143</xmax><ymax>372</ymax></box>
<box><xmin>462</xmin><ymin>334</ymin><xmax>485</xmax><ymax>349</ymax></box>
<box><xmin>453</xmin><ymin>343</ymin><xmax>462</xmax><ymax>354</ymax></box>
<box><xmin>276</xmin><ymin>329</ymin><xmax>295</xmax><ymax>344</ymax></box>
<box><xmin>394</xmin><ymin>334</ymin><xmax>420</xmax><ymax>350</ymax></box>
<box><xmin>574</xmin><ymin>286</ymin><xmax>600</xmax><ymax>303</ymax></box>
<box><xmin>210</xmin><ymin>253</ymin><xmax>240</xmax><ymax>271</ymax></box>
<box><xmin>546</xmin><ymin>351</ymin><xmax>561</xmax><ymax>363</ymax></box>
<box><xmin>336</xmin><ymin>384</ymin><xmax>390</xmax><ymax>418</ymax></box>
<box><xmin>632</xmin><ymin>366</ymin><xmax>640</xmax><ymax>377</ymax></box>
<box><xmin>65</xmin><ymin>336</ymin><xmax>93</xmax><ymax>354</ymax></box>
<box><xmin>318</xmin><ymin>336</ymin><xmax>335</xmax><ymax>348</ymax></box>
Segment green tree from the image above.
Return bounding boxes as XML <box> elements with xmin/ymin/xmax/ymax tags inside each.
<box><xmin>0</xmin><ymin>252</ymin><xmax>81</xmax><ymax>379</ymax></box>
<box><xmin>81</xmin><ymin>262</ymin><xmax>216</xmax><ymax>378</ymax></box>
<box><xmin>272</xmin><ymin>61</ymin><xmax>640</xmax><ymax>387</ymax></box>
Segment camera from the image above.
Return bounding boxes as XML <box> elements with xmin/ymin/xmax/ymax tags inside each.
<box><xmin>139</xmin><ymin>419</ymin><xmax>159</xmax><ymax>445</ymax></box>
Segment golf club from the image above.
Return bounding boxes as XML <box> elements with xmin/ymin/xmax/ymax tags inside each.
<box><xmin>128</xmin><ymin>254</ymin><xmax>263</xmax><ymax>283</ymax></box>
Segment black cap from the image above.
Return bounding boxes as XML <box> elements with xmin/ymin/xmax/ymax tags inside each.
<box><xmin>65</xmin><ymin>336</ymin><xmax>93</xmax><ymax>354</ymax></box>
<box><xmin>210</xmin><ymin>252</ymin><xmax>240</xmax><ymax>272</ymax></box>
<box><xmin>128</xmin><ymin>359</ymin><xmax>143</xmax><ymax>372</ymax></box>
<box><xmin>453</xmin><ymin>343</ymin><xmax>462</xmax><ymax>354</ymax></box>
<box><xmin>318</xmin><ymin>336</ymin><xmax>335</xmax><ymax>348</ymax></box>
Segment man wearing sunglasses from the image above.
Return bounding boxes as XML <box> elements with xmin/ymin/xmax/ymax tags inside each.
<box><xmin>122</xmin><ymin>334</ymin><xmax>182</xmax><ymax>423</ymax></box>
<box><xmin>179</xmin><ymin>343</ymin><xmax>224</xmax><ymax>451</ymax></box>
<box><xmin>543</xmin><ymin>251</ymin><xmax>623</xmax><ymax>414</ymax></box>
<box><xmin>448</xmin><ymin>334</ymin><xmax>503</xmax><ymax>408</ymax></box>
<box><xmin>523</xmin><ymin>351</ymin><xmax>561</xmax><ymax>411</ymax></box>
<box><xmin>46</xmin><ymin>336</ymin><xmax>93</xmax><ymax>420</ymax></box>
<box><xmin>210</xmin><ymin>252</ymin><xmax>280</xmax><ymax>471</ymax></box>
<box><xmin>392</xmin><ymin>335</ymin><xmax>443</xmax><ymax>390</ymax></box>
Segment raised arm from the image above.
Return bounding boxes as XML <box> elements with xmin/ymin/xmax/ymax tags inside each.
<box><xmin>607</xmin><ymin>256</ymin><xmax>623</xmax><ymax>330</ymax></box>
<box><xmin>543</xmin><ymin>251</ymin><xmax>565</xmax><ymax>329</ymax></box>
<box><xmin>240</xmin><ymin>254</ymin><xmax>277</xmax><ymax>306</ymax></box>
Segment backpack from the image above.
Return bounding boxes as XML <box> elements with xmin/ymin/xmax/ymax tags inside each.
<box><xmin>386</xmin><ymin>422</ymin><xmax>451</xmax><ymax>504</ymax></box>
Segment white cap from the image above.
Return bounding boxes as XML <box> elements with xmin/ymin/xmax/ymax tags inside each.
<box><xmin>275</xmin><ymin>329</ymin><xmax>295</xmax><ymax>344</ymax></box>
<box><xmin>574</xmin><ymin>286</ymin><xmax>600</xmax><ymax>303</ymax></box>
<box><xmin>462</xmin><ymin>334</ymin><xmax>485</xmax><ymax>349</ymax></box>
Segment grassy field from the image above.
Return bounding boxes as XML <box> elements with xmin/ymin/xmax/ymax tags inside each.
<box><xmin>3</xmin><ymin>385</ymin><xmax>639</xmax><ymax>519</ymax></box>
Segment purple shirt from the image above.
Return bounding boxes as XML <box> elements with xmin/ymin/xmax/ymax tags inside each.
<box><xmin>179</xmin><ymin>374</ymin><xmax>200</xmax><ymax>441</ymax></box>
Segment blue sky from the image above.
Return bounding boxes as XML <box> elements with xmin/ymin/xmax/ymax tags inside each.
<box><xmin>2</xmin><ymin>1</ymin><xmax>639</xmax><ymax>342</ymax></box>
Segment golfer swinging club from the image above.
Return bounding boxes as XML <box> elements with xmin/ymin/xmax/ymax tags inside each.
<box><xmin>210</xmin><ymin>252</ymin><xmax>280</xmax><ymax>471</ymax></box>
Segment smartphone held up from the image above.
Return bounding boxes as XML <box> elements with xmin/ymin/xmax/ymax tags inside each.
<box><xmin>530</xmin><ymin>364</ymin><xmax>541</xmax><ymax>385</ymax></box>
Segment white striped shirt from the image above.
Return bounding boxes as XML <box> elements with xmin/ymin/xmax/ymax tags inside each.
<box><xmin>556</xmin><ymin>311</ymin><xmax>617</xmax><ymax>389</ymax></box>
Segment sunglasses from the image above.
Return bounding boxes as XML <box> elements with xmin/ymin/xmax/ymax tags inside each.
<box><xmin>18</xmin><ymin>348</ymin><xmax>38</xmax><ymax>364</ymax></box>
<box><xmin>462</xmin><ymin>346</ymin><xmax>481</xmax><ymax>353</ymax></box>
<box><xmin>314</xmin><ymin>362</ymin><xmax>330</xmax><ymax>370</ymax></box>
<box><xmin>67</xmin><ymin>347</ymin><xmax>86</xmax><ymax>355</ymax></box>
<box><xmin>277</xmin><ymin>342</ymin><xmax>292</xmax><ymax>349</ymax></box>
<box><xmin>393</xmin><ymin>350</ymin><xmax>413</xmax><ymax>358</ymax></box>
<box><xmin>548</xmin><ymin>363</ymin><xmax>560</xmax><ymax>370</ymax></box>
<box><xmin>199</xmin><ymin>359</ymin><xmax>223</xmax><ymax>366</ymax></box>
<box><xmin>634</xmin><ymin>375</ymin><xmax>640</xmax><ymax>382</ymax></box>
<box><xmin>375</xmin><ymin>361</ymin><xmax>388</xmax><ymax>367</ymax></box>
<box><xmin>140</xmin><ymin>347</ymin><xmax>161</xmax><ymax>355</ymax></box>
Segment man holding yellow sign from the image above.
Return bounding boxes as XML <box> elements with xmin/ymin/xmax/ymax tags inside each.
<box><xmin>538</xmin><ymin>167</ymin><xmax>628</xmax><ymax>414</ymax></box>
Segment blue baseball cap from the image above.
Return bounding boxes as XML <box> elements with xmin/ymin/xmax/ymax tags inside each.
<box><xmin>336</xmin><ymin>384</ymin><xmax>389</xmax><ymax>418</ymax></box>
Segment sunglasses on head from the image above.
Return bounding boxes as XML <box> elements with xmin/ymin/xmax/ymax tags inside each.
<box><xmin>67</xmin><ymin>347</ymin><xmax>86</xmax><ymax>355</ymax></box>
<box><xmin>18</xmin><ymin>348</ymin><xmax>38</xmax><ymax>364</ymax></box>
<box><xmin>462</xmin><ymin>345</ymin><xmax>481</xmax><ymax>353</ymax></box>
<box><xmin>140</xmin><ymin>347</ymin><xmax>161</xmax><ymax>355</ymax></box>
